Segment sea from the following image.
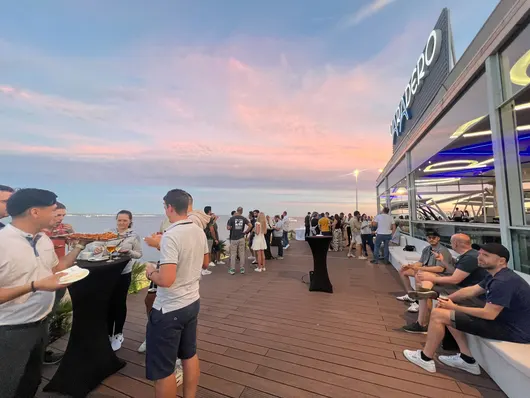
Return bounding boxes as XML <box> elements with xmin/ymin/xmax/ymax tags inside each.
<box><xmin>65</xmin><ymin>214</ymin><xmax>304</xmax><ymax>262</ymax></box>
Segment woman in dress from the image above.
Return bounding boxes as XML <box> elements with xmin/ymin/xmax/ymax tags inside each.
<box><xmin>331</xmin><ymin>214</ymin><xmax>343</xmax><ymax>251</ymax></box>
<box><xmin>91</xmin><ymin>210</ymin><xmax>142</xmax><ymax>351</ymax></box>
<box><xmin>251</xmin><ymin>212</ymin><xmax>268</xmax><ymax>272</ymax></box>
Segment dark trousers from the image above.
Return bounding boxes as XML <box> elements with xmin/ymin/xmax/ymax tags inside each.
<box><xmin>361</xmin><ymin>234</ymin><xmax>374</xmax><ymax>256</ymax></box>
<box><xmin>272</xmin><ymin>236</ymin><xmax>283</xmax><ymax>257</ymax></box>
<box><xmin>347</xmin><ymin>227</ymin><xmax>352</xmax><ymax>246</ymax></box>
<box><xmin>108</xmin><ymin>272</ymin><xmax>132</xmax><ymax>336</ymax></box>
<box><xmin>282</xmin><ymin>231</ymin><xmax>289</xmax><ymax>248</ymax></box>
<box><xmin>0</xmin><ymin>320</ymin><xmax>48</xmax><ymax>398</ymax></box>
<box><xmin>305</xmin><ymin>226</ymin><xmax>310</xmax><ymax>237</ymax></box>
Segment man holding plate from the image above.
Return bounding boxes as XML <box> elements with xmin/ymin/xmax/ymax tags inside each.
<box><xmin>0</xmin><ymin>188</ymin><xmax>94</xmax><ymax>398</ymax></box>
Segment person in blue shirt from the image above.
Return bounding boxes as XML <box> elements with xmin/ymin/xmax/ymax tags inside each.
<box><xmin>403</xmin><ymin>242</ymin><xmax>530</xmax><ymax>375</ymax></box>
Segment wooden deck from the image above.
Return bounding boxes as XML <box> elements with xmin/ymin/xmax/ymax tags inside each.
<box><xmin>40</xmin><ymin>241</ymin><xmax>506</xmax><ymax>398</ymax></box>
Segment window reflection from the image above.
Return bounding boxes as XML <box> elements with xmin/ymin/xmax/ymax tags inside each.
<box><xmin>501</xmin><ymin>22</ymin><xmax>530</xmax><ymax>98</ymax></box>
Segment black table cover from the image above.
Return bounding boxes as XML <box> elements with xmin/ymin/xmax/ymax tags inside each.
<box><xmin>44</xmin><ymin>256</ymin><xmax>130</xmax><ymax>397</ymax></box>
<box><xmin>305</xmin><ymin>236</ymin><xmax>333</xmax><ymax>293</ymax></box>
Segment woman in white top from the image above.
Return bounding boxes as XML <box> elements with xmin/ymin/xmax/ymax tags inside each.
<box><xmin>251</xmin><ymin>212</ymin><xmax>268</xmax><ymax>272</ymax></box>
<box><xmin>360</xmin><ymin>214</ymin><xmax>375</xmax><ymax>257</ymax></box>
<box><xmin>90</xmin><ymin>210</ymin><xmax>142</xmax><ymax>351</ymax></box>
<box><xmin>347</xmin><ymin>211</ymin><xmax>365</xmax><ymax>259</ymax></box>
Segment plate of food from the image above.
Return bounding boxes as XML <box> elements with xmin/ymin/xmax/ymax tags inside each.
<box><xmin>67</xmin><ymin>232</ymin><xmax>119</xmax><ymax>242</ymax></box>
<box><xmin>57</xmin><ymin>266</ymin><xmax>90</xmax><ymax>284</ymax></box>
<box><xmin>88</xmin><ymin>256</ymin><xmax>110</xmax><ymax>262</ymax></box>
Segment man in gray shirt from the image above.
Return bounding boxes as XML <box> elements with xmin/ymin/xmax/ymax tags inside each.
<box><xmin>226</xmin><ymin>207</ymin><xmax>252</xmax><ymax>275</ymax></box>
<box><xmin>396</xmin><ymin>230</ymin><xmax>452</xmax><ymax>313</ymax></box>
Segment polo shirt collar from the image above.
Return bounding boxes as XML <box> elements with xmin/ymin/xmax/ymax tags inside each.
<box><xmin>7</xmin><ymin>224</ymin><xmax>43</xmax><ymax>256</ymax></box>
<box><xmin>165</xmin><ymin>219</ymin><xmax>193</xmax><ymax>232</ymax></box>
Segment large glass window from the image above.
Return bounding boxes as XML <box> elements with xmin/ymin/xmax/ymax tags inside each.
<box><xmin>501</xmin><ymin>21</ymin><xmax>530</xmax><ymax>99</ymax></box>
<box><xmin>511</xmin><ymin>229</ymin><xmax>530</xmax><ymax>275</ymax></box>
<box><xmin>389</xmin><ymin>177</ymin><xmax>410</xmax><ymax>234</ymax></box>
<box><xmin>409</xmin><ymin>73</ymin><xmax>499</xmax><ymax>226</ymax></box>
<box><xmin>387</xmin><ymin>158</ymin><xmax>407</xmax><ymax>189</ymax></box>
<box><xmin>412</xmin><ymin>221</ymin><xmax>501</xmax><ymax>248</ymax></box>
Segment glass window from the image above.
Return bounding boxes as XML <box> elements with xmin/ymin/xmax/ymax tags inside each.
<box><xmin>501</xmin><ymin>21</ymin><xmax>530</xmax><ymax>99</ymax></box>
<box><xmin>412</xmin><ymin>221</ymin><xmax>501</xmax><ymax>248</ymax></box>
<box><xmin>408</xmin><ymin>73</ymin><xmax>498</xmax><ymax>225</ymax></box>
<box><xmin>387</xmin><ymin>158</ymin><xmax>407</xmax><ymax>189</ymax></box>
<box><xmin>410</xmin><ymin>74</ymin><xmax>489</xmax><ymax>171</ymax></box>
<box><xmin>390</xmin><ymin>177</ymin><xmax>410</xmax><ymax>235</ymax></box>
<box><xmin>510</xmin><ymin>87</ymin><xmax>530</xmax><ymax>224</ymax></box>
<box><xmin>511</xmin><ymin>229</ymin><xmax>530</xmax><ymax>275</ymax></box>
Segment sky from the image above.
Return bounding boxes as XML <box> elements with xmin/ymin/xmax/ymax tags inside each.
<box><xmin>0</xmin><ymin>0</ymin><xmax>500</xmax><ymax>216</ymax></box>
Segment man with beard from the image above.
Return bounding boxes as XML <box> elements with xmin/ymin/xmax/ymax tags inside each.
<box><xmin>0</xmin><ymin>185</ymin><xmax>14</xmax><ymax>229</ymax></box>
<box><xmin>403</xmin><ymin>243</ymin><xmax>530</xmax><ymax>375</ymax></box>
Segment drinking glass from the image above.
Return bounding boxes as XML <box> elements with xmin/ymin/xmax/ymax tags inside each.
<box><xmin>106</xmin><ymin>244</ymin><xmax>116</xmax><ymax>262</ymax></box>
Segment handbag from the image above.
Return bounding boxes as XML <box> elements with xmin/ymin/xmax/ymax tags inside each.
<box><xmin>402</xmin><ymin>237</ymin><xmax>416</xmax><ymax>252</ymax></box>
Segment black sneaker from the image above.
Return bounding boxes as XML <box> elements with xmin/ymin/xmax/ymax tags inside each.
<box><xmin>44</xmin><ymin>350</ymin><xmax>63</xmax><ymax>365</ymax></box>
<box><xmin>408</xmin><ymin>290</ymin><xmax>439</xmax><ymax>300</ymax></box>
<box><xmin>402</xmin><ymin>322</ymin><xmax>428</xmax><ymax>334</ymax></box>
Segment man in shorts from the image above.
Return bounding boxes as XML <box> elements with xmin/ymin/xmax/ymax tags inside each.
<box><xmin>403</xmin><ymin>243</ymin><xmax>530</xmax><ymax>375</ymax></box>
<box><xmin>145</xmin><ymin>189</ymin><xmax>209</xmax><ymax>397</ymax></box>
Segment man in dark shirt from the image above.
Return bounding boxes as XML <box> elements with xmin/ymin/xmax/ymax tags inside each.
<box><xmin>404</xmin><ymin>234</ymin><xmax>488</xmax><ymax>334</ymax></box>
<box><xmin>0</xmin><ymin>185</ymin><xmax>14</xmax><ymax>229</ymax></box>
<box><xmin>404</xmin><ymin>243</ymin><xmax>530</xmax><ymax>375</ymax></box>
<box><xmin>304</xmin><ymin>212</ymin><xmax>311</xmax><ymax>237</ymax></box>
<box><xmin>226</xmin><ymin>207</ymin><xmax>252</xmax><ymax>275</ymax></box>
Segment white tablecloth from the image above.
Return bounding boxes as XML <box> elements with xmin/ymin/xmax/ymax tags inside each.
<box><xmin>295</xmin><ymin>228</ymin><xmax>306</xmax><ymax>241</ymax></box>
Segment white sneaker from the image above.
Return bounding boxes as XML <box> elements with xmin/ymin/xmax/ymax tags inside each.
<box><xmin>218</xmin><ymin>261</ymin><xmax>225</xmax><ymax>265</ymax></box>
<box><xmin>285</xmin><ymin>244</ymin><xmax>290</xmax><ymax>249</ymax></box>
<box><xmin>347</xmin><ymin>253</ymin><xmax>355</xmax><ymax>258</ymax></box>
<box><xmin>208</xmin><ymin>261</ymin><xmax>216</xmax><ymax>267</ymax></box>
<box><xmin>407</xmin><ymin>302</ymin><xmax>420</xmax><ymax>313</ymax></box>
<box><xmin>248</xmin><ymin>256</ymin><xmax>255</xmax><ymax>260</ymax></box>
<box><xmin>438</xmin><ymin>354</ymin><xmax>481</xmax><ymax>375</ymax></box>
<box><xmin>138</xmin><ymin>340</ymin><xmax>146</xmax><ymax>353</ymax></box>
<box><xmin>254</xmin><ymin>268</ymin><xmax>262</xmax><ymax>272</ymax></box>
<box><xmin>358</xmin><ymin>256</ymin><xmax>368</xmax><ymax>260</ymax></box>
<box><xmin>201</xmin><ymin>269</ymin><xmax>212</xmax><ymax>276</ymax></box>
<box><xmin>396</xmin><ymin>294</ymin><xmax>415</xmax><ymax>303</ymax></box>
<box><xmin>403</xmin><ymin>350</ymin><xmax>436</xmax><ymax>373</ymax></box>
<box><xmin>111</xmin><ymin>333</ymin><xmax>124</xmax><ymax>352</ymax></box>
<box><xmin>262</xmin><ymin>267</ymin><xmax>266</xmax><ymax>271</ymax></box>
<box><xmin>175</xmin><ymin>359</ymin><xmax>183</xmax><ymax>387</ymax></box>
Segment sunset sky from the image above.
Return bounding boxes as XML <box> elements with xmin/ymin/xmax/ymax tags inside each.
<box><xmin>0</xmin><ymin>0</ymin><xmax>499</xmax><ymax>215</ymax></box>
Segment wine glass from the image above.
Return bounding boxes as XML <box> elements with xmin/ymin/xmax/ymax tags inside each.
<box><xmin>106</xmin><ymin>244</ymin><xmax>117</xmax><ymax>262</ymax></box>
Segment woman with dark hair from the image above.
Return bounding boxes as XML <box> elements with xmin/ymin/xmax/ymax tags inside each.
<box><xmin>360</xmin><ymin>213</ymin><xmax>375</xmax><ymax>258</ymax></box>
<box><xmin>90</xmin><ymin>210</ymin><xmax>142</xmax><ymax>351</ymax></box>
<box><xmin>331</xmin><ymin>214</ymin><xmax>343</xmax><ymax>252</ymax></box>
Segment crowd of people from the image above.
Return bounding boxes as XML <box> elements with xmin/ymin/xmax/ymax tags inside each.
<box><xmin>2</xmin><ymin>182</ymin><xmax>530</xmax><ymax>397</ymax></box>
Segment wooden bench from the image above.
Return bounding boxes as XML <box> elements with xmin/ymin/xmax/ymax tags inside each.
<box><xmin>388</xmin><ymin>235</ymin><xmax>530</xmax><ymax>397</ymax></box>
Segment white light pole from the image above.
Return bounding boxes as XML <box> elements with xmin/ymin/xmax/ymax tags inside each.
<box><xmin>353</xmin><ymin>169</ymin><xmax>360</xmax><ymax>211</ymax></box>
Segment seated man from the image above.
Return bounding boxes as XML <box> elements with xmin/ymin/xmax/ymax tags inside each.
<box><xmin>403</xmin><ymin>243</ymin><xmax>530</xmax><ymax>374</ymax></box>
<box><xmin>396</xmin><ymin>231</ymin><xmax>452</xmax><ymax>314</ymax></box>
<box><xmin>403</xmin><ymin>234</ymin><xmax>488</xmax><ymax>334</ymax></box>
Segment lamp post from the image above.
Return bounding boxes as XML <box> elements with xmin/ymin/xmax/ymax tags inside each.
<box><xmin>353</xmin><ymin>169</ymin><xmax>360</xmax><ymax>211</ymax></box>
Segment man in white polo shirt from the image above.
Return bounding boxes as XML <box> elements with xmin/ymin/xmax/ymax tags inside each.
<box><xmin>145</xmin><ymin>189</ymin><xmax>209</xmax><ymax>398</ymax></box>
<box><xmin>0</xmin><ymin>188</ymin><xmax>89</xmax><ymax>398</ymax></box>
<box><xmin>371</xmin><ymin>207</ymin><xmax>396</xmax><ymax>265</ymax></box>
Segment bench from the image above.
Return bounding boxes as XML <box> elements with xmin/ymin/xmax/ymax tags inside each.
<box><xmin>387</xmin><ymin>235</ymin><xmax>530</xmax><ymax>397</ymax></box>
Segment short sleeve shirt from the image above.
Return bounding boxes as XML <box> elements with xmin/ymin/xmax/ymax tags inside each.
<box><xmin>374</xmin><ymin>214</ymin><xmax>393</xmax><ymax>235</ymax></box>
<box><xmin>0</xmin><ymin>225</ymin><xmax>59</xmax><ymax>325</ymax></box>
<box><xmin>318</xmin><ymin>217</ymin><xmax>330</xmax><ymax>232</ymax></box>
<box><xmin>455</xmin><ymin>249</ymin><xmax>488</xmax><ymax>287</ymax></box>
<box><xmin>227</xmin><ymin>216</ymin><xmax>249</xmax><ymax>241</ymax></box>
<box><xmin>419</xmin><ymin>244</ymin><xmax>453</xmax><ymax>273</ymax></box>
<box><xmin>478</xmin><ymin>268</ymin><xmax>530</xmax><ymax>343</ymax></box>
<box><xmin>154</xmin><ymin>220</ymin><xmax>209</xmax><ymax>313</ymax></box>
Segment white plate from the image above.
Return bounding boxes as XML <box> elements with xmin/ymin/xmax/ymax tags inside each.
<box><xmin>57</xmin><ymin>267</ymin><xmax>90</xmax><ymax>284</ymax></box>
<box><xmin>88</xmin><ymin>256</ymin><xmax>109</xmax><ymax>262</ymax></box>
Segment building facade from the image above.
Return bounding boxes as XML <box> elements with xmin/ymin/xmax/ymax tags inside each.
<box><xmin>377</xmin><ymin>0</ymin><xmax>530</xmax><ymax>275</ymax></box>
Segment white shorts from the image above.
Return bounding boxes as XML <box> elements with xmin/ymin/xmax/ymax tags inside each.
<box><xmin>352</xmin><ymin>233</ymin><xmax>362</xmax><ymax>245</ymax></box>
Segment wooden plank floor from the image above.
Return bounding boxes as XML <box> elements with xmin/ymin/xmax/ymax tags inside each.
<box><xmin>38</xmin><ymin>241</ymin><xmax>506</xmax><ymax>398</ymax></box>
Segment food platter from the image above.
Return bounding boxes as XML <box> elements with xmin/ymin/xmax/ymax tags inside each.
<box><xmin>67</xmin><ymin>232</ymin><xmax>119</xmax><ymax>242</ymax></box>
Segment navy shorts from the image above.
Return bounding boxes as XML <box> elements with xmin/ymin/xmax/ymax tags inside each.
<box><xmin>146</xmin><ymin>299</ymin><xmax>200</xmax><ymax>381</ymax></box>
<box><xmin>451</xmin><ymin>311</ymin><xmax>516</xmax><ymax>342</ymax></box>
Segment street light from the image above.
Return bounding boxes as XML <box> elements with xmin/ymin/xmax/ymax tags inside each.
<box><xmin>353</xmin><ymin>169</ymin><xmax>360</xmax><ymax>211</ymax></box>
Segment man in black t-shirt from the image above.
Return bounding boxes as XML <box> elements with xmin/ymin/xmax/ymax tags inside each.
<box><xmin>227</xmin><ymin>207</ymin><xmax>252</xmax><ymax>275</ymax></box>
<box><xmin>404</xmin><ymin>243</ymin><xmax>530</xmax><ymax>375</ymax></box>
<box><xmin>0</xmin><ymin>185</ymin><xmax>14</xmax><ymax>229</ymax></box>
<box><xmin>304</xmin><ymin>212</ymin><xmax>311</xmax><ymax>237</ymax></box>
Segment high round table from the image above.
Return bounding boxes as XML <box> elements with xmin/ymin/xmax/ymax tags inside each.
<box><xmin>305</xmin><ymin>236</ymin><xmax>333</xmax><ymax>293</ymax></box>
<box><xmin>44</xmin><ymin>256</ymin><xmax>130</xmax><ymax>397</ymax></box>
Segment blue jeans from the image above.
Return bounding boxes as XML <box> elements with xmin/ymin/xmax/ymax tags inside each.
<box><xmin>282</xmin><ymin>231</ymin><xmax>289</xmax><ymax>248</ymax></box>
<box><xmin>373</xmin><ymin>234</ymin><xmax>392</xmax><ymax>263</ymax></box>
